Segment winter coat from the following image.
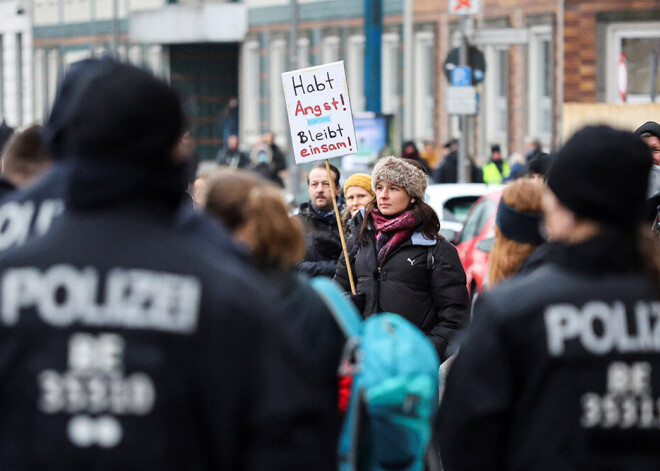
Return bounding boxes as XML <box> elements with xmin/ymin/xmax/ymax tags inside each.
<box><xmin>432</xmin><ymin>151</ymin><xmax>482</xmax><ymax>184</ymax></box>
<box><xmin>261</xmin><ymin>269</ymin><xmax>345</xmax><ymax>466</ymax></box>
<box><xmin>0</xmin><ymin>161</ymin><xmax>338</xmax><ymax>470</ymax></box>
<box><xmin>0</xmin><ymin>160</ymin><xmax>246</xmax><ymax>259</ymax></box>
<box><xmin>215</xmin><ymin>147</ymin><xmax>250</xmax><ymax>169</ymax></box>
<box><xmin>296</xmin><ymin>201</ymin><xmax>343</xmax><ymax>277</ymax></box>
<box><xmin>334</xmin><ymin>222</ymin><xmax>470</xmax><ymax>360</ymax></box>
<box><xmin>438</xmin><ymin>234</ymin><xmax>660</xmax><ymax>471</ymax></box>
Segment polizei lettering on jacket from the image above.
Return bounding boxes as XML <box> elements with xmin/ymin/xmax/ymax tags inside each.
<box><xmin>1</xmin><ymin>265</ymin><xmax>201</xmax><ymax>334</ymax></box>
<box><xmin>545</xmin><ymin>301</ymin><xmax>660</xmax><ymax>356</ymax></box>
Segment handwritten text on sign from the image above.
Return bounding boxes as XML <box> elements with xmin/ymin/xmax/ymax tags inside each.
<box><xmin>282</xmin><ymin>61</ymin><xmax>357</xmax><ymax>164</ymax></box>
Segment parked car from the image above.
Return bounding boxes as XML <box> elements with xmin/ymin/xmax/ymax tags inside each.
<box><xmin>454</xmin><ymin>190</ymin><xmax>502</xmax><ymax>297</ymax></box>
<box><xmin>425</xmin><ymin>183</ymin><xmax>497</xmax><ymax>242</ymax></box>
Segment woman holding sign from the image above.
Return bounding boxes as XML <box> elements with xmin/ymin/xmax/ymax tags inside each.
<box><xmin>334</xmin><ymin>156</ymin><xmax>469</xmax><ymax>361</ymax></box>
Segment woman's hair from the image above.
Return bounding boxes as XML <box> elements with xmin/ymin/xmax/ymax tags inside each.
<box><xmin>204</xmin><ymin>169</ymin><xmax>306</xmax><ymax>270</ymax></box>
<box><xmin>359</xmin><ymin>192</ymin><xmax>440</xmax><ymax>243</ymax></box>
<box><xmin>487</xmin><ymin>179</ymin><xmax>544</xmax><ymax>287</ymax></box>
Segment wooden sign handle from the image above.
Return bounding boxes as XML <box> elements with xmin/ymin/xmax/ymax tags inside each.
<box><xmin>325</xmin><ymin>159</ymin><xmax>357</xmax><ymax>295</ymax></box>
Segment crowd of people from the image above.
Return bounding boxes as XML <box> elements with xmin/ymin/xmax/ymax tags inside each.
<box><xmin>1</xmin><ymin>56</ymin><xmax>660</xmax><ymax>470</ymax></box>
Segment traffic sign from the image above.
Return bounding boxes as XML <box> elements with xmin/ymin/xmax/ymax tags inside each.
<box><xmin>446</xmin><ymin>86</ymin><xmax>477</xmax><ymax>115</ymax></box>
<box><xmin>617</xmin><ymin>53</ymin><xmax>628</xmax><ymax>103</ymax></box>
<box><xmin>448</xmin><ymin>0</ymin><xmax>481</xmax><ymax>15</ymax></box>
<box><xmin>451</xmin><ymin>66</ymin><xmax>472</xmax><ymax>87</ymax></box>
<box><xmin>444</xmin><ymin>46</ymin><xmax>486</xmax><ymax>85</ymax></box>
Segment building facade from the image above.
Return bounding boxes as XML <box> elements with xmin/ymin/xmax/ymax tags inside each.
<box><xmin>1</xmin><ymin>0</ymin><xmax>658</xmax><ymax>164</ymax></box>
<box><xmin>0</xmin><ymin>0</ymin><xmax>33</xmax><ymax>128</ymax></box>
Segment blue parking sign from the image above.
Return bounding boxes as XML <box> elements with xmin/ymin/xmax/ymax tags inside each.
<box><xmin>451</xmin><ymin>66</ymin><xmax>472</xmax><ymax>87</ymax></box>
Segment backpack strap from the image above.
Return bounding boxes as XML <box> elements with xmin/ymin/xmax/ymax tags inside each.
<box><xmin>310</xmin><ymin>278</ymin><xmax>362</xmax><ymax>338</ymax></box>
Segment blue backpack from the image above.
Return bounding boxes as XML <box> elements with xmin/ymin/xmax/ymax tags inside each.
<box><xmin>310</xmin><ymin>278</ymin><xmax>441</xmax><ymax>471</ymax></box>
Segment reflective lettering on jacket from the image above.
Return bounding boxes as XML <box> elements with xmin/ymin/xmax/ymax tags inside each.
<box><xmin>1</xmin><ymin>265</ymin><xmax>202</xmax><ymax>334</ymax></box>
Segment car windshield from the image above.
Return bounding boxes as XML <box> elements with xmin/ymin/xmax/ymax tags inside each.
<box><xmin>443</xmin><ymin>196</ymin><xmax>481</xmax><ymax>223</ymax></box>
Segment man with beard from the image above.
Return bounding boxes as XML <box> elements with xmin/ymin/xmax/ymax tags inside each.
<box><xmin>296</xmin><ymin>162</ymin><xmax>344</xmax><ymax>277</ymax></box>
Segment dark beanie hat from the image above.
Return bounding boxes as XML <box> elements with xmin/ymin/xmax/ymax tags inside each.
<box><xmin>44</xmin><ymin>58</ymin><xmax>184</xmax><ymax>169</ymax></box>
<box><xmin>547</xmin><ymin>125</ymin><xmax>652</xmax><ymax>230</ymax></box>
<box><xmin>527</xmin><ymin>153</ymin><xmax>553</xmax><ymax>178</ymax></box>
<box><xmin>634</xmin><ymin>121</ymin><xmax>660</xmax><ymax>140</ymax></box>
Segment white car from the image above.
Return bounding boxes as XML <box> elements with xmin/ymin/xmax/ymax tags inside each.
<box><xmin>425</xmin><ymin>183</ymin><xmax>501</xmax><ymax>242</ymax></box>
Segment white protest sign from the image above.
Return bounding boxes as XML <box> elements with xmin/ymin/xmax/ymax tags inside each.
<box><xmin>282</xmin><ymin>61</ymin><xmax>357</xmax><ymax>164</ymax></box>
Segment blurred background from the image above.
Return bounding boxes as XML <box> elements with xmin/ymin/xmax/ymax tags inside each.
<box><xmin>1</xmin><ymin>0</ymin><xmax>659</xmax><ymax>200</ymax></box>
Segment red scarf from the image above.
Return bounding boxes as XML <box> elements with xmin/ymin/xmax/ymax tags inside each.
<box><xmin>371</xmin><ymin>209</ymin><xmax>418</xmax><ymax>266</ymax></box>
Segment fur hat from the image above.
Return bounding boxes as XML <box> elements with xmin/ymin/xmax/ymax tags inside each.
<box><xmin>371</xmin><ymin>156</ymin><xmax>427</xmax><ymax>200</ymax></box>
<box><xmin>343</xmin><ymin>173</ymin><xmax>375</xmax><ymax>197</ymax></box>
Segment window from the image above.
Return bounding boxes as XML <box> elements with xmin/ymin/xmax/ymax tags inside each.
<box><xmin>381</xmin><ymin>33</ymin><xmax>399</xmax><ymax>115</ymax></box>
<box><xmin>457</xmin><ymin>198</ymin><xmax>496</xmax><ymax>244</ymax></box>
<box><xmin>269</xmin><ymin>38</ymin><xmax>287</xmax><ymax>137</ymax></box>
<box><xmin>347</xmin><ymin>35</ymin><xmax>365</xmax><ymax>112</ymax></box>
<box><xmin>607</xmin><ymin>22</ymin><xmax>660</xmax><ymax>103</ymax></box>
<box><xmin>527</xmin><ymin>26</ymin><xmax>553</xmax><ymax>146</ymax></box>
<box><xmin>241</xmin><ymin>40</ymin><xmax>261</xmax><ymax>144</ymax></box>
<box><xmin>413</xmin><ymin>31</ymin><xmax>434</xmax><ymax>141</ymax></box>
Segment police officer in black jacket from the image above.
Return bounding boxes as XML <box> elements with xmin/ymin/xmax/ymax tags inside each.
<box><xmin>0</xmin><ymin>59</ymin><xmax>334</xmax><ymax>470</ymax></box>
<box><xmin>438</xmin><ymin>126</ymin><xmax>660</xmax><ymax>470</ymax></box>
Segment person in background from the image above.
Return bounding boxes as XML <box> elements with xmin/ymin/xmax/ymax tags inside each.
<box><xmin>482</xmin><ymin>144</ymin><xmax>510</xmax><ymax>184</ymax></box>
<box><xmin>438</xmin><ymin>126</ymin><xmax>660</xmax><ymax>471</ymax></box>
<box><xmin>486</xmin><ymin>179</ymin><xmax>545</xmax><ymax>288</ymax></box>
<box><xmin>219</xmin><ymin>97</ymin><xmax>239</xmax><ymax>144</ymax></box>
<box><xmin>296</xmin><ymin>162</ymin><xmax>344</xmax><ymax>277</ymax></box>
<box><xmin>503</xmin><ymin>153</ymin><xmax>526</xmax><ymax>182</ymax></box>
<box><xmin>433</xmin><ymin>139</ymin><xmax>482</xmax><ymax>184</ymax></box>
<box><xmin>402</xmin><ymin>140</ymin><xmax>431</xmax><ymax>174</ymax></box>
<box><xmin>420</xmin><ymin>141</ymin><xmax>440</xmax><ymax>171</ymax></box>
<box><xmin>634</xmin><ymin>121</ymin><xmax>660</xmax><ymax>165</ymax></box>
<box><xmin>216</xmin><ymin>134</ymin><xmax>249</xmax><ymax>169</ymax></box>
<box><xmin>524</xmin><ymin>137</ymin><xmax>543</xmax><ymax>164</ymax></box>
<box><xmin>0</xmin><ymin>125</ymin><xmax>52</xmax><ymax>195</ymax></box>
<box><xmin>527</xmin><ymin>152</ymin><xmax>553</xmax><ymax>183</ymax></box>
<box><xmin>249</xmin><ymin>132</ymin><xmax>287</xmax><ymax>187</ymax></box>
<box><xmin>204</xmin><ymin>169</ymin><xmax>345</xmax><ymax>469</ymax></box>
<box><xmin>340</xmin><ymin>173</ymin><xmax>375</xmax><ymax>236</ymax></box>
<box><xmin>634</xmin><ymin>121</ymin><xmax>660</xmax><ymax>232</ymax></box>
<box><xmin>334</xmin><ymin>156</ymin><xmax>470</xmax><ymax>361</ymax></box>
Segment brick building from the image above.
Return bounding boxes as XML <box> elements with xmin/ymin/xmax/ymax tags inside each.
<box><xmin>416</xmin><ymin>0</ymin><xmax>660</xmax><ymax>163</ymax></box>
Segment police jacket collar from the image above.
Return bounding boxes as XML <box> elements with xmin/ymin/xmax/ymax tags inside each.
<box><xmin>67</xmin><ymin>158</ymin><xmax>188</xmax><ymax>213</ymax></box>
<box><xmin>547</xmin><ymin>232</ymin><xmax>643</xmax><ymax>276</ymax></box>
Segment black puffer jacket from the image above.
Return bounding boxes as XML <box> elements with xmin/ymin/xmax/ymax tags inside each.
<box><xmin>334</xmin><ymin>226</ymin><xmax>469</xmax><ymax>360</ymax></box>
<box><xmin>438</xmin><ymin>234</ymin><xmax>660</xmax><ymax>471</ymax></box>
<box><xmin>296</xmin><ymin>201</ymin><xmax>343</xmax><ymax>277</ymax></box>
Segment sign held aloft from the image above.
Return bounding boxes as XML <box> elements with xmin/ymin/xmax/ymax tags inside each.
<box><xmin>282</xmin><ymin>61</ymin><xmax>358</xmax><ymax>164</ymax></box>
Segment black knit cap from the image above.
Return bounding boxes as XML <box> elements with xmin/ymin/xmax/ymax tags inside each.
<box><xmin>44</xmin><ymin>58</ymin><xmax>185</xmax><ymax>170</ymax></box>
<box><xmin>634</xmin><ymin>121</ymin><xmax>660</xmax><ymax>140</ymax></box>
<box><xmin>547</xmin><ymin>125</ymin><xmax>652</xmax><ymax>231</ymax></box>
